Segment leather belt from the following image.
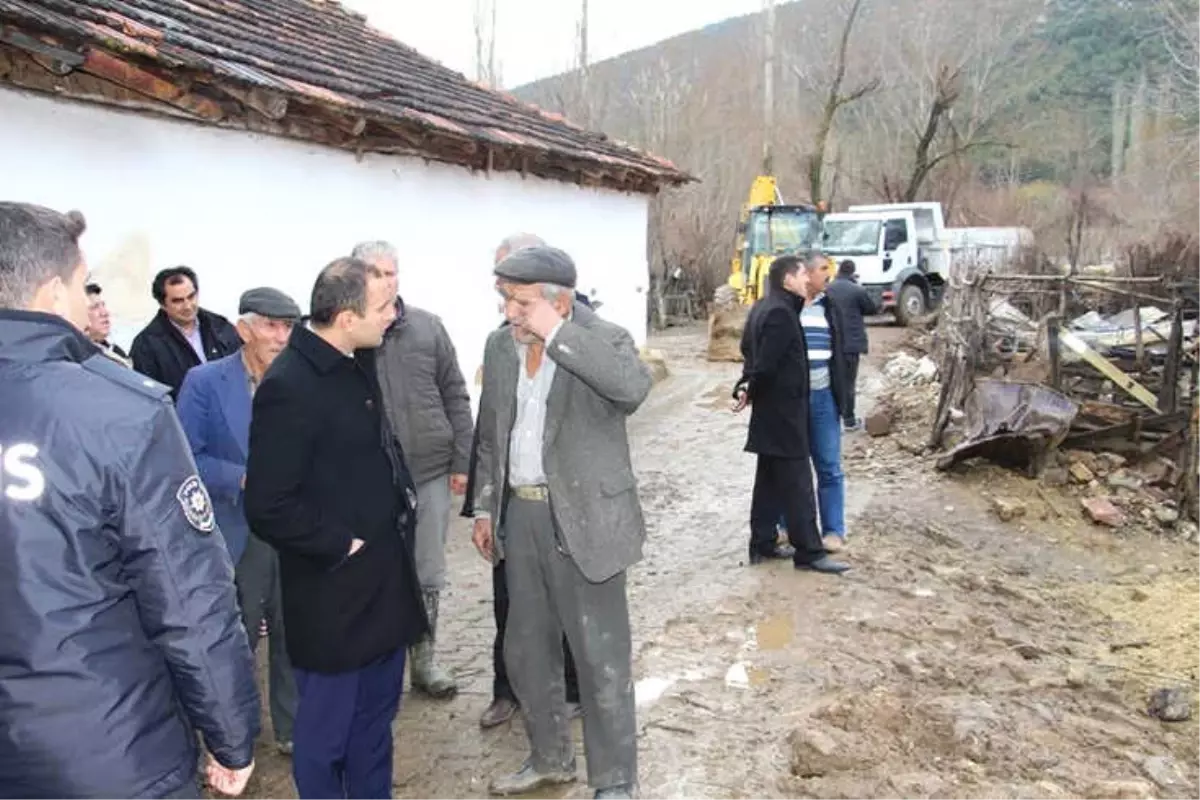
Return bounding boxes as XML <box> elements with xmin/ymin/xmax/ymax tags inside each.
<box><xmin>509</xmin><ymin>484</ymin><xmax>549</xmax><ymax>502</ymax></box>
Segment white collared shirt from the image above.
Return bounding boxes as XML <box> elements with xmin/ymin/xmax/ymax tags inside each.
<box><xmin>507</xmin><ymin>320</ymin><xmax>565</xmax><ymax>488</ymax></box>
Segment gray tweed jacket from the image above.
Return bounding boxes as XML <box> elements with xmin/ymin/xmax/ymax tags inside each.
<box><xmin>472</xmin><ymin>303</ymin><xmax>652</xmax><ymax>583</ymax></box>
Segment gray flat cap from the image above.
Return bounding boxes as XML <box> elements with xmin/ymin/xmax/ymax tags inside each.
<box><xmin>239</xmin><ymin>287</ymin><xmax>302</xmax><ymax>319</ymax></box>
<box><xmin>494</xmin><ymin>245</ymin><xmax>577</xmax><ymax>288</ymax></box>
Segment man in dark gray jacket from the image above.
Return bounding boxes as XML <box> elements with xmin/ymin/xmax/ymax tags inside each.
<box><xmin>354</xmin><ymin>240</ymin><xmax>473</xmax><ymax>698</ymax></box>
<box><xmin>823</xmin><ymin>259</ymin><xmax>880</xmax><ymax>431</ymax></box>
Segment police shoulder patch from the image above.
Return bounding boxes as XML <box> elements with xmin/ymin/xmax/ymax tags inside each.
<box><xmin>177</xmin><ymin>475</ymin><xmax>215</xmax><ymax>533</ymax></box>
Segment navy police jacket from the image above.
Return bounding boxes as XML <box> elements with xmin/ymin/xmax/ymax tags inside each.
<box><xmin>0</xmin><ymin>310</ymin><xmax>260</xmax><ymax>798</ymax></box>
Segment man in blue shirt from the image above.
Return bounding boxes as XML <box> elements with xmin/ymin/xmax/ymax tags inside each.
<box><xmin>795</xmin><ymin>253</ymin><xmax>852</xmax><ymax>553</ymax></box>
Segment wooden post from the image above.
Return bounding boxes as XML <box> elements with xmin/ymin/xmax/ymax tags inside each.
<box><xmin>1158</xmin><ymin>304</ymin><xmax>1183</xmax><ymax>413</ymax></box>
<box><xmin>1048</xmin><ymin>315</ymin><xmax>1062</xmax><ymax>390</ymax></box>
<box><xmin>1133</xmin><ymin>304</ymin><xmax>1145</xmax><ymax>369</ymax></box>
<box><xmin>762</xmin><ymin>0</ymin><xmax>775</xmax><ymax>176</ymax></box>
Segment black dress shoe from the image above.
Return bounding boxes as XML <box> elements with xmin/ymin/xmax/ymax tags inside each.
<box><xmin>749</xmin><ymin>544</ymin><xmax>796</xmax><ymax>564</ymax></box>
<box><xmin>795</xmin><ymin>555</ymin><xmax>850</xmax><ymax>574</ymax></box>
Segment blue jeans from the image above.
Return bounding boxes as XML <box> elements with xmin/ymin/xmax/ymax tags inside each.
<box><xmin>808</xmin><ymin>388</ymin><xmax>846</xmax><ymax>536</ymax></box>
<box><xmin>776</xmin><ymin>388</ymin><xmax>846</xmax><ymax>538</ymax></box>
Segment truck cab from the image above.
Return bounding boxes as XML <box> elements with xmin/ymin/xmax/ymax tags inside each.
<box><xmin>821</xmin><ymin>202</ymin><xmax>949</xmax><ymax>325</ymax></box>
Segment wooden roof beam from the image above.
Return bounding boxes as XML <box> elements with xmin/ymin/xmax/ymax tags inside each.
<box><xmin>80</xmin><ymin>48</ymin><xmax>224</xmax><ymax>121</ymax></box>
<box><xmin>216</xmin><ymin>83</ymin><xmax>288</xmax><ymax>120</ymax></box>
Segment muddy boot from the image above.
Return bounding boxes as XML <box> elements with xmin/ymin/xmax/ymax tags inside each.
<box><xmin>410</xmin><ymin>590</ymin><xmax>458</xmax><ymax>698</ymax></box>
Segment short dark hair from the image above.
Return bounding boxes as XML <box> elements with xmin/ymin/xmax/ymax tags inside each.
<box><xmin>152</xmin><ymin>266</ymin><xmax>199</xmax><ymax>304</ymax></box>
<box><xmin>310</xmin><ymin>257</ymin><xmax>378</xmax><ymax>326</ymax></box>
<box><xmin>767</xmin><ymin>255</ymin><xmax>803</xmax><ymax>292</ymax></box>
<box><xmin>838</xmin><ymin>259</ymin><xmax>856</xmax><ymax>277</ymax></box>
<box><xmin>86</xmin><ymin>282</ymin><xmax>102</xmax><ymax>297</ymax></box>
<box><xmin>0</xmin><ymin>203</ymin><xmax>87</xmax><ymax>309</ymax></box>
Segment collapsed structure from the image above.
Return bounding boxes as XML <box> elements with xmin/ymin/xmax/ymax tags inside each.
<box><xmin>928</xmin><ymin>256</ymin><xmax>1198</xmax><ymax>526</ymax></box>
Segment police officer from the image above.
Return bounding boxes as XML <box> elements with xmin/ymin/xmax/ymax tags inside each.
<box><xmin>0</xmin><ymin>202</ymin><xmax>260</xmax><ymax>799</ymax></box>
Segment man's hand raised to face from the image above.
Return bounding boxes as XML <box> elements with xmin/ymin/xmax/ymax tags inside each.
<box><xmin>517</xmin><ymin>293</ymin><xmax>565</xmax><ymax>340</ymax></box>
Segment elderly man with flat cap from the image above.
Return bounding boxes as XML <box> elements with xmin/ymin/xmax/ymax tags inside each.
<box><xmin>177</xmin><ymin>286</ymin><xmax>302</xmax><ymax>756</ymax></box>
<box><xmin>471</xmin><ymin>246</ymin><xmax>652</xmax><ymax>799</ymax></box>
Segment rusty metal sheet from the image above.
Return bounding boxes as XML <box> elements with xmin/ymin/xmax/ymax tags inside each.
<box><xmin>936</xmin><ymin>380</ymin><xmax>1080</xmax><ymax>475</ymax></box>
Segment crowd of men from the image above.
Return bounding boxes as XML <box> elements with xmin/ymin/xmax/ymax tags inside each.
<box><xmin>0</xmin><ymin>202</ymin><xmax>648</xmax><ymax>800</ymax></box>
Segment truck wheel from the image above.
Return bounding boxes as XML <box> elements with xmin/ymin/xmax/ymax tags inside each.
<box><xmin>895</xmin><ymin>283</ymin><xmax>927</xmax><ymax>326</ymax></box>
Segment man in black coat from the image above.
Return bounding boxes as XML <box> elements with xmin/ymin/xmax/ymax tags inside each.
<box><xmin>0</xmin><ymin>202</ymin><xmax>259</xmax><ymax>799</ymax></box>
<box><xmin>130</xmin><ymin>266</ymin><xmax>241</xmax><ymax>398</ymax></box>
<box><xmin>734</xmin><ymin>255</ymin><xmax>848</xmax><ymax>574</ymax></box>
<box><xmin>244</xmin><ymin>257</ymin><xmax>428</xmax><ymax>799</ymax></box>
<box><xmin>823</xmin><ymin>259</ymin><xmax>880</xmax><ymax>430</ymax></box>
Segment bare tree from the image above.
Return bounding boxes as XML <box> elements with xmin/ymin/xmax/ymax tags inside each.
<box><xmin>473</xmin><ymin>0</ymin><xmax>498</xmax><ymax>88</ymax></box>
<box><xmin>790</xmin><ymin>0</ymin><xmax>879</xmax><ymax>204</ymax></box>
<box><xmin>848</xmin><ymin>0</ymin><xmax>1041</xmax><ymax>205</ymax></box>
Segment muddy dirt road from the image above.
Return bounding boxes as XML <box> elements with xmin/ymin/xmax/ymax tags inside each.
<box><xmin>245</xmin><ymin>324</ymin><xmax>1198</xmax><ymax>799</ymax></box>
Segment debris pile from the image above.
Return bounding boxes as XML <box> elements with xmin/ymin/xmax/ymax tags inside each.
<box><xmin>1045</xmin><ymin>448</ymin><xmax>1199</xmax><ymax>539</ymax></box>
<box><xmin>925</xmin><ymin>262</ymin><xmax>1198</xmax><ymax>527</ymax></box>
<box><xmin>882</xmin><ymin>353</ymin><xmax>939</xmax><ymax>386</ymax></box>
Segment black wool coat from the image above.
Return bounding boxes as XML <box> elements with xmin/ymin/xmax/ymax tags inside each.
<box><xmin>742</xmin><ymin>291</ymin><xmax>813</xmax><ymax>458</ymax></box>
<box><xmin>245</xmin><ymin>325</ymin><xmax>428</xmax><ymax>674</ymax></box>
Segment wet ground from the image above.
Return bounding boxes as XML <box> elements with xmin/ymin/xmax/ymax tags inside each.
<box><xmin>243</xmin><ymin>323</ymin><xmax>1199</xmax><ymax>799</ymax></box>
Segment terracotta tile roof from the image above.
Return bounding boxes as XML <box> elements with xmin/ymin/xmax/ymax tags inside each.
<box><xmin>0</xmin><ymin>0</ymin><xmax>694</xmax><ymax>192</ymax></box>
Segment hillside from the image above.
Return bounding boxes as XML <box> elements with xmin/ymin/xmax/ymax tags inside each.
<box><xmin>512</xmin><ymin>0</ymin><xmax>1198</xmax><ymax>289</ymax></box>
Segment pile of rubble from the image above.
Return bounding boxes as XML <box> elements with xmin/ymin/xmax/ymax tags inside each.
<box><xmin>1043</xmin><ymin>448</ymin><xmax>1198</xmax><ymax>541</ymax></box>
<box><xmin>868</xmin><ymin>351</ymin><xmax>1198</xmax><ymax>542</ymax></box>
<box><xmin>862</xmin><ymin>353</ymin><xmax>943</xmax><ymax>440</ymax></box>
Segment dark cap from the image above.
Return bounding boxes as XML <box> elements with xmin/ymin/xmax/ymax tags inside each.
<box><xmin>238</xmin><ymin>287</ymin><xmax>302</xmax><ymax>320</ymax></box>
<box><xmin>493</xmin><ymin>245</ymin><xmax>577</xmax><ymax>288</ymax></box>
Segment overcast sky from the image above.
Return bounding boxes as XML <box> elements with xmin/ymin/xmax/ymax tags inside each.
<box><xmin>344</xmin><ymin>0</ymin><xmax>763</xmax><ymax>88</ymax></box>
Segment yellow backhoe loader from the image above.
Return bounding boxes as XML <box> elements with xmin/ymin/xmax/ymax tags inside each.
<box><xmin>707</xmin><ymin>176</ymin><xmax>825</xmax><ymax>360</ymax></box>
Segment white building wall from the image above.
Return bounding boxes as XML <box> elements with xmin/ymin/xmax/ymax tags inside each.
<box><xmin>0</xmin><ymin>88</ymin><xmax>651</xmax><ymax>399</ymax></box>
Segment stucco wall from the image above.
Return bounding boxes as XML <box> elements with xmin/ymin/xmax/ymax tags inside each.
<box><xmin>1</xmin><ymin>88</ymin><xmax>651</xmax><ymax>400</ymax></box>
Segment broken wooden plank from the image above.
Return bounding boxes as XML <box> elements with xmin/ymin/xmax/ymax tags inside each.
<box><xmin>1058</xmin><ymin>327</ymin><xmax>1161</xmax><ymax>412</ymax></box>
<box><xmin>1064</xmin><ymin>410</ymin><xmax>1187</xmax><ymax>448</ymax></box>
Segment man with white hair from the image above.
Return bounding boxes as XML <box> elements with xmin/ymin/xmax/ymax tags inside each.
<box><xmin>472</xmin><ymin>245</ymin><xmax>652</xmax><ymax>799</ymax></box>
<box><xmin>177</xmin><ymin>287</ymin><xmax>304</xmax><ymax>756</ymax></box>
<box><xmin>353</xmin><ymin>240</ymin><xmax>473</xmax><ymax>698</ymax></box>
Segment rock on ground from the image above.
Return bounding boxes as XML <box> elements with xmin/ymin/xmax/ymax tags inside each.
<box><xmin>865</xmin><ymin>405</ymin><xmax>895</xmax><ymax>437</ymax></box>
<box><xmin>788</xmin><ymin>727</ymin><xmax>855</xmax><ymax>777</ymax></box>
<box><xmin>1082</xmin><ymin>496</ymin><xmax>1126</xmax><ymax>527</ymax></box>
<box><xmin>992</xmin><ymin>497</ymin><xmax>1027</xmax><ymax>522</ymax></box>
<box><xmin>1147</xmin><ymin>686</ymin><xmax>1192</xmax><ymax>722</ymax></box>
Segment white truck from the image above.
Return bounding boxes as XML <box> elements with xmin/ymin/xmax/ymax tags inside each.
<box><xmin>820</xmin><ymin>202</ymin><xmax>1032</xmax><ymax>325</ymax></box>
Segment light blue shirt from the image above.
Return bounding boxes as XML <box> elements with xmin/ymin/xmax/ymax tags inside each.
<box><xmin>174</xmin><ymin>321</ymin><xmax>207</xmax><ymax>364</ymax></box>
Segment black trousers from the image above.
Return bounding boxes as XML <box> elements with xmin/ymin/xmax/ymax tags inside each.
<box><xmin>493</xmin><ymin>561</ymin><xmax>579</xmax><ymax>704</ymax></box>
<box><xmin>843</xmin><ymin>354</ymin><xmax>861</xmax><ymax>423</ymax></box>
<box><xmin>750</xmin><ymin>455</ymin><xmax>825</xmax><ymax>564</ymax></box>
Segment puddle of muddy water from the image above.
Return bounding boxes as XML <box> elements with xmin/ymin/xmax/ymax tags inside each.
<box><xmin>755</xmin><ymin>614</ymin><xmax>794</xmax><ymax>650</ymax></box>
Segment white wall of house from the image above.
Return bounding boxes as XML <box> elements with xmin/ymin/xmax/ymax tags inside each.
<box><xmin>1</xmin><ymin>87</ymin><xmax>651</xmax><ymax>400</ymax></box>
